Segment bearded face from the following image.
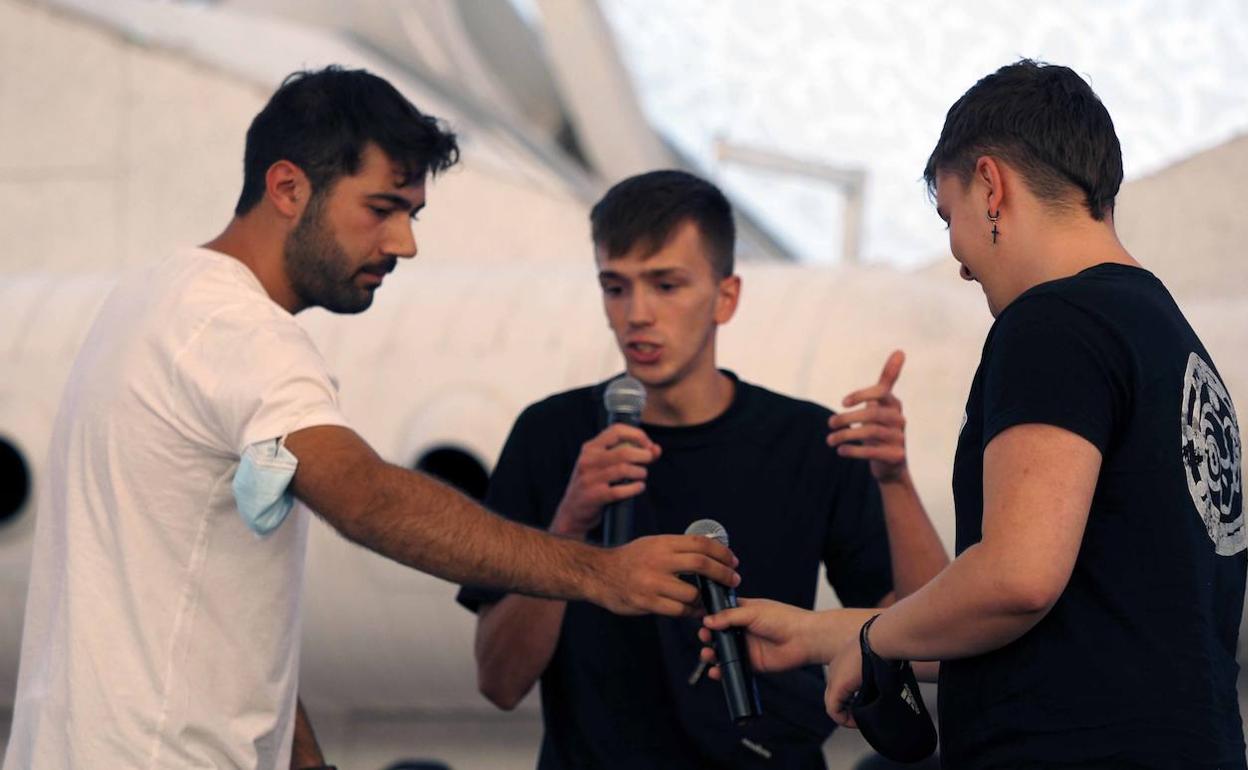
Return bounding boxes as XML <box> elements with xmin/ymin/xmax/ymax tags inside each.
<box><xmin>284</xmin><ymin>191</ymin><xmax>391</xmax><ymax>314</ymax></box>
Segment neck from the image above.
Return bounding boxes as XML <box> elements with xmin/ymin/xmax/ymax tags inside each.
<box><xmin>203</xmin><ymin>215</ymin><xmax>303</xmax><ymax>313</ymax></box>
<box><xmin>992</xmin><ymin>212</ymin><xmax>1139</xmax><ymax>313</ymax></box>
<box><xmin>641</xmin><ymin>363</ymin><xmax>735</xmax><ymax>427</ymax></box>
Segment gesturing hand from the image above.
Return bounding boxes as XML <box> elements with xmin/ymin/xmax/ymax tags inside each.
<box><xmin>828</xmin><ymin>350</ymin><xmax>909</xmax><ymax>483</ymax></box>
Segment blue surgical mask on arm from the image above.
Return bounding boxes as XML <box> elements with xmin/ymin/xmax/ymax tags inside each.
<box><xmin>232</xmin><ymin>437</ymin><xmax>299</xmax><ymax>535</ymax></box>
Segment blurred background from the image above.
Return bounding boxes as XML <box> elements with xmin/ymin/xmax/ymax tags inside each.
<box><xmin>1</xmin><ymin>0</ymin><xmax>1245</xmax><ymax>766</ymax></box>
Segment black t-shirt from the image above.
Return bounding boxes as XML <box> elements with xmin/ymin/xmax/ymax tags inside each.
<box><xmin>942</xmin><ymin>264</ymin><xmax>1246</xmax><ymax>768</ymax></box>
<box><xmin>457</xmin><ymin>373</ymin><xmax>894</xmax><ymax>769</ymax></box>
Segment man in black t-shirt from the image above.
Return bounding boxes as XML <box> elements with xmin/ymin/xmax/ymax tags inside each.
<box><xmin>457</xmin><ymin>171</ymin><xmax>949</xmax><ymax>768</ymax></box>
<box><xmin>701</xmin><ymin>60</ymin><xmax>1246</xmax><ymax>768</ymax></box>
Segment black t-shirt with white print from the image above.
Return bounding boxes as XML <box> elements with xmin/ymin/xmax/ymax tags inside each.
<box><xmin>457</xmin><ymin>372</ymin><xmax>893</xmax><ymax>769</ymax></box>
<box><xmin>942</xmin><ymin>263</ymin><xmax>1246</xmax><ymax>768</ymax></box>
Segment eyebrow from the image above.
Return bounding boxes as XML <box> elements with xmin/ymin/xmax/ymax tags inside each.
<box><xmin>366</xmin><ymin>192</ymin><xmax>424</xmax><ymax>214</ymax></box>
<box><xmin>598</xmin><ymin>267</ymin><xmax>686</xmax><ymax>282</ymax></box>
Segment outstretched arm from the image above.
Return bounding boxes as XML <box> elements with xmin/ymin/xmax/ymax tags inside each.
<box><xmin>285</xmin><ymin>424</ymin><xmax>737</xmax><ymax>616</ymax></box>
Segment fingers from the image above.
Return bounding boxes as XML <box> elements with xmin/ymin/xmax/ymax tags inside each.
<box><xmin>601</xmin><ymin>443</ymin><xmax>660</xmax><ymax>467</ymax></box>
<box><xmin>597</xmin><ymin>423</ymin><xmax>660</xmax><ymax>457</ymax></box>
<box><xmin>825</xmin><ymin>678</ymin><xmax>858</xmax><ymax>727</ymax></box>
<box><xmin>596</xmin><ymin>460</ymin><xmax>648</xmax><ymax>485</ymax></box>
<box><xmin>674</xmin><ymin>533</ymin><xmax>739</xmax><ymax>569</ymax></box>
<box><xmin>671</xmin><ymin>551</ymin><xmax>740</xmax><ymax>588</ymax></box>
<box><xmin>622</xmin><ymin>570</ymin><xmax>703</xmax><ymax>617</ymax></box>
<box><xmin>639</xmin><ymin>596</ymin><xmax>700</xmax><ymax>618</ymax></box>
<box><xmin>603</xmin><ymin>480</ymin><xmax>645</xmax><ymax>501</ymax></box>
<box><xmin>577</xmin><ymin>449</ymin><xmax>654</xmax><ymax>485</ymax></box>
<box><xmin>826</xmin><ymin>425</ymin><xmax>904</xmax><ymax>448</ymax></box>
<box><xmin>841</xmin><ymin>383</ymin><xmax>894</xmax><ymax>409</ymax></box>
<box><xmin>654</xmin><ymin>575</ymin><xmax>700</xmax><ymax>606</ymax></box>
<box><xmin>828</xmin><ymin>404</ymin><xmax>906</xmax><ymax>464</ymax></box>
<box><xmin>698</xmin><ymin>644</ymin><xmax>724</xmax><ymax>681</ymax></box>
<box><xmin>828</xmin><ymin>404</ymin><xmax>905</xmax><ymax>432</ymax></box>
<box><xmin>833</xmin><ymin>444</ymin><xmax>905</xmax><ymax>464</ymax></box>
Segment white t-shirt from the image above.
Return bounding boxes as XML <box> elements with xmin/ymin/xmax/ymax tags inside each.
<box><xmin>3</xmin><ymin>248</ymin><xmax>349</xmax><ymax>769</ymax></box>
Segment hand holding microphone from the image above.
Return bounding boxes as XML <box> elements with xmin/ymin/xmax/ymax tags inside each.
<box><xmin>686</xmin><ymin>519</ymin><xmax>762</xmax><ymax>724</ymax></box>
<box><xmin>549</xmin><ymin>376</ymin><xmax>657</xmax><ymax>541</ymax></box>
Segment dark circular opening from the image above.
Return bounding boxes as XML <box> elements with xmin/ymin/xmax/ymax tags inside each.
<box><xmin>415</xmin><ymin>446</ymin><xmax>489</xmax><ymax>502</ymax></box>
<box><xmin>0</xmin><ymin>436</ymin><xmax>31</xmax><ymax>526</ymax></box>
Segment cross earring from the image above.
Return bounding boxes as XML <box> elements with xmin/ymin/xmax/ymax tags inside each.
<box><xmin>986</xmin><ymin>209</ymin><xmax>1001</xmax><ymax>244</ymax></box>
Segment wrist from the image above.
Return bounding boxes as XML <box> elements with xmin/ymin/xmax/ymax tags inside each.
<box><xmin>803</xmin><ymin>609</ymin><xmax>845</xmax><ymax>664</ymax></box>
<box><xmin>875</xmin><ymin>465</ymin><xmax>913</xmax><ymax>489</ymax></box>
<box><xmin>549</xmin><ymin>511</ymin><xmax>591</xmax><ymax>540</ymax></box>
<box><xmin>864</xmin><ymin>609</ymin><xmax>903</xmax><ymax>660</ymax></box>
<box><xmin>571</xmin><ymin>540</ymin><xmax>608</xmax><ymax>606</ymax></box>
<box><xmin>812</xmin><ymin>608</ymin><xmax>878</xmax><ymax>663</ymax></box>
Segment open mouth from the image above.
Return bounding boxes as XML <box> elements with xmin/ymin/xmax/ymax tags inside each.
<box><xmin>626</xmin><ymin>341</ymin><xmax>662</xmax><ymax>363</ymax></box>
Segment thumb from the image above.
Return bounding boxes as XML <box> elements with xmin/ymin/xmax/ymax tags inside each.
<box><xmin>703</xmin><ymin>601</ymin><xmax>758</xmax><ymax>631</ymax></box>
<box><xmin>878</xmin><ymin>349</ymin><xmax>905</xmax><ymax>389</ymax></box>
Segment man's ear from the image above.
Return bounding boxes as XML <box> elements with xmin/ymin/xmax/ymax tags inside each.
<box><xmin>714</xmin><ymin>274</ymin><xmax>741</xmax><ymax>325</ymax></box>
<box><xmin>974</xmin><ymin>155</ymin><xmax>1006</xmax><ymax>216</ymax></box>
<box><xmin>265</xmin><ymin>160</ymin><xmax>311</xmax><ymax>221</ymax></box>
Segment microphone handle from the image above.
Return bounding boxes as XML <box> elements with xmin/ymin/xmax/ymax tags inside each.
<box><xmin>602</xmin><ymin>496</ymin><xmax>633</xmax><ymax>547</ymax></box>
<box><xmin>602</xmin><ymin>411</ymin><xmax>641</xmax><ymax>547</ymax></box>
<box><xmin>696</xmin><ymin>575</ymin><xmax>762</xmax><ymax>724</ymax></box>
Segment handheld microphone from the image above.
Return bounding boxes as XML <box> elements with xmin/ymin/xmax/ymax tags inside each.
<box><xmin>602</xmin><ymin>375</ymin><xmax>645</xmax><ymax>546</ymax></box>
<box><xmin>686</xmin><ymin>518</ymin><xmax>762</xmax><ymax>724</ymax></box>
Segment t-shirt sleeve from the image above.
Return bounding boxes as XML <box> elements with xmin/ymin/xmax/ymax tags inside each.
<box><xmin>981</xmin><ymin>295</ymin><xmax>1127</xmax><ymax>453</ymax></box>
<box><xmin>175</xmin><ymin>312</ymin><xmax>350</xmax><ymax>456</ymax></box>
<box><xmin>823</xmin><ymin>455</ymin><xmax>894</xmax><ymax>608</ymax></box>
<box><xmin>456</xmin><ymin>405</ymin><xmax>548</xmax><ymax>613</ymax></box>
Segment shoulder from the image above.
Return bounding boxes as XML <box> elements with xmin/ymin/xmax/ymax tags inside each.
<box><xmin>506</xmin><ymin>383</ymin><xmax>603</xmax><ymax>447</ymax></box>
<box><xmin>520</xmin><ymin>384</ymin><xmax>600</xmax><ymax>422</ymax></box>
<box><xmin>738</xmin><ymin>378</ymin><xmax>834</xmax><ymax>422</ymax></box>
<box><xmin>997</xmin><ymin>265</ymin><xmax>1160</xmax><ymax>335</ymax></box>
<box><xmin>987</xmin><ymin>289</ymin><xmax>1114</xmax><ymax>359</ymax></box>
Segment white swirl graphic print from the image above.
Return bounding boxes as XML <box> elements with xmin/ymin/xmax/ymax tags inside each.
<box><xmin>1181</xmin><ymin>352</ymin><xmax>1245</xmax><ymax>556</ymax></box>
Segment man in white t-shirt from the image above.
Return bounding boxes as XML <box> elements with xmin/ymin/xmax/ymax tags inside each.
<box><xmin>2</xmin><ymin>67</ymin><xmax>738</xmax><ymax>770</ymax></box>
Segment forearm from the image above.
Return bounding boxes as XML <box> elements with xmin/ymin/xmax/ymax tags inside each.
<box><xmin>475</xmin><ymin>596</ymin><xmax>566</xmax><ymax>710</ymax></box>
<box><xmin>337</xmin><ymin>460</ymin><xmax>601</xmax><ymax>604</ymax></box>
<box><xmin>877</xmin><ymin>469</ymin><xmax>949</xmax><ymax>598</ymax></box>
<box><xmin>835</xmin><ymin>542</ymin><xmax>1048</xmax><ymax>662</ymax></box>
<box><xmin>290</xmin><ymin>698</ymin><xmax>325</xmax><ymax>769</ymax></box>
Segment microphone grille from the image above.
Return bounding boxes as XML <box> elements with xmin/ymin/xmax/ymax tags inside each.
<box><xmin>684</xmin><ymin>518</ymin><xmax>728</xmax><ymax>547</ymax></box>
<box><xmin>604</xmin><ymin>375</ymin><xmax>646</xmax><ymax>415</ymax></box>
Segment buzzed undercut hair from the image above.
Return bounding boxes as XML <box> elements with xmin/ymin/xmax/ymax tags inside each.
<box><xmin>923</xmin><ymin>59</ymin><xmax>1123</xmax><ymax>221</ymax></box>
<box><xmin>235</xmin><ymin>66</ymin><xmax>459</xmax><ymax>216</ymax></box>
<box><xmin>590</xmin><ymin>170</ymin><xmax>736</xmax><ymax>278</ymax></box>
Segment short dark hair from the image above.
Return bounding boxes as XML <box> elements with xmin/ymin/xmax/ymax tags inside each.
<box><xmin>590</xmin><ymin>170</ymin><xmax>736</xmax><ymax>278</ymax></box>
<box><xmin>235</xmin><ymin>66</ymin><xmax>459</xmax><ymax>216</ymax></box>
<box><xmin>923</xmin><ymin>59</ymin><xmax>1122</xmax><ymax>221</ymax></box>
